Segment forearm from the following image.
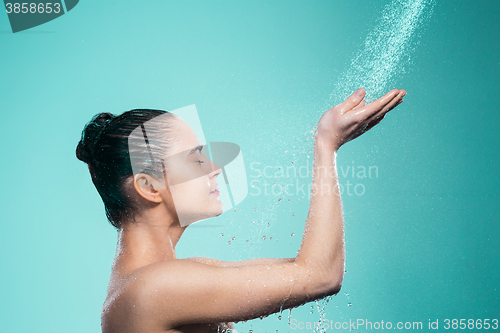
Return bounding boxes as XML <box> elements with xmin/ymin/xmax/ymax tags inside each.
<box><xmin>294</xmin><ymin>137</ymin><xmax>345</xmax><ymax>292</ymax></box>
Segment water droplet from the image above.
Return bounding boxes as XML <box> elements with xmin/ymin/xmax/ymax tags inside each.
<box><xmin>348</xmin><ymin>302</ymin><xmax>352</xmax><ymax>307</ymax></box>
<box><xmin>262</xmin><ymin>235</ymin><xmax>266</xmax><ymax>240</ymax></box>
<box><xmin>228</xmin><ymin>241</ymin><xmax>231</xmax><ymax>245</ymax></box>
<box><xmin>232</xmin><ymin>237</ymin><xmax>236</xmax><ymax>240</ymax></box>
<box><xmin>291</xmin><ymin>233</ymin><xmax>295</xmax><ymax>237</ymax></box>
<box><xmin>221</xmin><ymin>233</ymin><xmax>224</xmax><ymax>236</ymax></box>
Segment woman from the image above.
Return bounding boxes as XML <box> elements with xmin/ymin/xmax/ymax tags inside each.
<box><xmin>76</xmin><ymin>88</ymin><xmax>405</xmax><ymax>332</ymax></box>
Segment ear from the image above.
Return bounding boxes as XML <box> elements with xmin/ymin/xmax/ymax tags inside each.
<box><xmin>133</xmin><ymin>173</ymin><xmax>163</xmax><ymax>203</ymax></box>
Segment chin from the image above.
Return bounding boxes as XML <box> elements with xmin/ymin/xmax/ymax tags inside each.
<box><xmin>211</xmin><ymin>204</ymin><xmax>224</xmax><ymax>217</ymax></box>
<box><xmin>187</xmin><ymin>206</ymin><xmax>224</xmax><ymax>224</ymax></box>
<box><xmin>216</xmin><ymin>202</ymin><xmax>224</xmax><ymax>215</ymax></box>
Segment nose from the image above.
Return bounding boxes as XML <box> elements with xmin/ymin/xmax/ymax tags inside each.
<box><xmin>209</xmin><ymin>159</ymin><xmax>222</xmax><ymax>178</ymax></box>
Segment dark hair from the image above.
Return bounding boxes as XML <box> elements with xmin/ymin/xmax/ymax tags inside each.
<box><xmin>76</xmin><ymin>109</ymin><xmax>175</xmax><ymax>228</ymax></box>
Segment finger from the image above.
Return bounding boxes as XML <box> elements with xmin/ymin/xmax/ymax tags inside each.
<box><xmin>387</xmin><ymin>98</ymin><xmax>403</xmax><ymax>112</ymax></box>
<box><xmin>337</xmin><ymin>88</ymin><xmax>366</xmax><ymax>113</ymax></box>
<box><xmin>365</xmin><ymin>92</ymin><xmax>405</xmax><ymax>124</ymax></box>
<box><xmin>353</xmin><ymin>99</ymin><xmax>366</xmax><ymax>110</ymax></box>
<box><xmin>348</xmin><ymin>89</ymin><xmax>401</xmax><ymax>124</ymax></box>
<box><xmin>364</xmin><ymin>113</ymin><xmax>386</xmax><ymax>132</ymax></box>
<box><xmin>360</xmin><ymin>93</ymin><xmax>405</xmax><ymax>135</ymax></box>
<box><xmin>350</xmin><ymin>90</ymin><xmax>406</xmax><ymax>140</ymax></box>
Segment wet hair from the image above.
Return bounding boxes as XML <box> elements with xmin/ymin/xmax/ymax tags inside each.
<box><xmin>76</xmin><ymin>109</ymin><xmax>176</xmax><ymax>229</ymax></box>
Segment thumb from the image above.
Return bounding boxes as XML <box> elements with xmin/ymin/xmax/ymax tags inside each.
<box><xmin>338</xmin><ymin>88</ymin><xmax>366</xmax><ymax>113</ymax></box>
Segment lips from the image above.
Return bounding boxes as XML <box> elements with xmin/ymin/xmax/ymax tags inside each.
<box><xmin>210</xmin><ymin>187</ymin><xmax>220</xmax><ymax>194</ymax></box>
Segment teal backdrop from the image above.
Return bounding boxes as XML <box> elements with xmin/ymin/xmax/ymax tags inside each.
<box><xmin>0</xmin><ymin>1</ymin><xmax>498</xmax><ymax>332</ymax></box>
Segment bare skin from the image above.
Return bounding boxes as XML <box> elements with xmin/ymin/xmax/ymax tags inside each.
<box><xmin>101</xmin><ymin>88</ymin><xmax>406</xmax><ymax>333</ymax></box>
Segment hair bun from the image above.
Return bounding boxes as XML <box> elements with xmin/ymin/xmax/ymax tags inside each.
<box><xmin>76</xmin><ymin>113</ymin><xmax>115</xmax><ymax>164</ymax></box>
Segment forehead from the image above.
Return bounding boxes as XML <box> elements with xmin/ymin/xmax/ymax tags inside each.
<box><xmin>169</xmin><ymin>117</ymin><xmax>201</xmax><ymax>156</ymax></box>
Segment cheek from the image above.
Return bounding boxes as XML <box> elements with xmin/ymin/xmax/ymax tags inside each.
<box><xmin>170</xmin><ymin>177</ymin><xmax>210</xmax><ymax>204</ymax></box>
<box><xmin>169</xmin><ymin>163</ymin><xmax>208</xmax><ymax>187</ymax></box>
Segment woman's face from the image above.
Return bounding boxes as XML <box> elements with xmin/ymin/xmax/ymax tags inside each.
<box><xmin>163</xmin><ymin>117</ymin><xmax>223</xmax><ymax>226</ymax></box>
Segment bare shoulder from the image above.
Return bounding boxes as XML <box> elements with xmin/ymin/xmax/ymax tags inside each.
<box><xmin>101</xmin><ymin>259</ymin><xmax>193</xmax><ymax>332</ymax></box>
<box><xmin>102</xmin><ymin>259</ymin><xmax>227</xmax><ymax>332</ymax></box>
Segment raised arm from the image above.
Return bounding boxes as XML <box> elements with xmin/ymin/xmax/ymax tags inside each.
<box><xmin>111</xmin><ymin>88</ymin><xmax>405</xmax><ymax>330</ymax></box>
<box><xmin>294</xmin><ymin>87</ymin><xmax>405</xmax><ymax>290</ymax></box>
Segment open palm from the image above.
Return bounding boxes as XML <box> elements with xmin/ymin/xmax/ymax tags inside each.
<box><xmin>315</xmin><ymin>88</ymin><xmax>406</xmax><ymax>150</ymax></box>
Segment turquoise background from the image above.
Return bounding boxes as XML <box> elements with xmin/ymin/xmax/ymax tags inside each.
<box><xmin>0</xmin><ymin>1</ymin><xmax>498</xmax><ymax>332</ymax></box>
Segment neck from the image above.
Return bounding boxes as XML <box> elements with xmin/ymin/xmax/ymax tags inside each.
<box><xmin>113</xmin><ymin>207</ymin><xmax>187</xmax><ymax>272</ymax></box>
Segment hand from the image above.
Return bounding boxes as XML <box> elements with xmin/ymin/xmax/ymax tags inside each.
<box><xmin>315</xmin><ymin>88</ymin><xmax>406</xmax><ymax>151</ymax></box>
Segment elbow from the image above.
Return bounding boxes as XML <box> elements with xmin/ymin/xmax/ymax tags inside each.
<box><xmin>303</xmin><ymin>265</ymin><xmax>344</xmax><ymax>299</ymax></box>
<box><xmin>320</xmin><ymin>269</ymin><xmax>343</xmax><ymax>296</ymax></box>
<box><xmin>328</xmin><ymin>273</ymin><xmax>343</xmax><ymax>295</ymax></box>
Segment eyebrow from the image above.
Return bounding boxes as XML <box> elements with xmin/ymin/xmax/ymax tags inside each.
<box><xmin>187</xmin><ymin>145</ymin><xmax>203</xmax><ymax>156</ymax></box>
